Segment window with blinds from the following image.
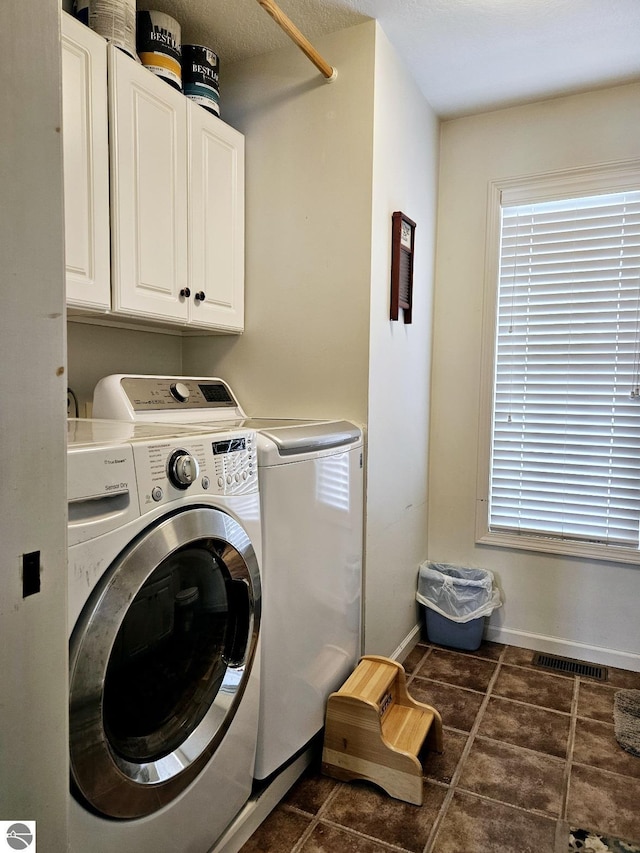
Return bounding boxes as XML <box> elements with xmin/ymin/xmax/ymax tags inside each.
<box><xmin>489</xmin><ymin>188</ymin><xmax>640</xmax><ymax>549</ymax></box>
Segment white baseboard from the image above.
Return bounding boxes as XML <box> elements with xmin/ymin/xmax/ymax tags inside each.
<box><xmin>485</xmin><ymin>624</ymin><xmax>640</xmax><ymax>673</ymax></box>
<box><xmin>390</xmin><ymin>623</ymin><xmax>423</xmax><ymax>663</ymax></box>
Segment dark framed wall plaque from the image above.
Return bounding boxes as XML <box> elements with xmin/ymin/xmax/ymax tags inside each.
<box><xmin>390</xmin><ymin>211</ymin><xmax>415</xmax><ymax>324</ymax></box>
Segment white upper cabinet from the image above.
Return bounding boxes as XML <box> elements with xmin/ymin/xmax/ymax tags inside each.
<box><xmin>188</xmin><ymin>101</ymin><xmax>245</xmax><ymax>332</ymax></box>
<box><xmin>62</xmin><ymin>13</ymin><xmax>111</xmax><ymax>312</ymax></box>
<box><xmin>61</xmin><ymin>13</ymin><xmax>245</xmax><ymax>334</ymax></box>
<box><xmin>108</xmin><ymin>45</ymin><xmax>189</xmax><ymax>323</ymax></box>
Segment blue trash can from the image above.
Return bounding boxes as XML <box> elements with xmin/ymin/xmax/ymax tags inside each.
<box><xmin>416</xmin><ymin>562</ymin><xmax>501</xmax><ymax>651</ymax></box>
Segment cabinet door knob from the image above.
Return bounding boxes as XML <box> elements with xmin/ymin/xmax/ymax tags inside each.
<box><xmin>179</xmin><ymin>287</ymin><xmax>191</xmax><ymax>298</ymax></box>
<box><xmin>195</xmin><ymin>291</ymin><xmax>206</xmax><ymax>301</ymax></box>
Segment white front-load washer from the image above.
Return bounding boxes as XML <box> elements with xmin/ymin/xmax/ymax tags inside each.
<box><xmin>67</xmin><ymin>418</ymin><xmax>262</xmax><ymax>853</ymax></box>
<box><xmin>92</xmin><ymin>376</ymin><xmax>364</xmax><ymax>787</ymax></box>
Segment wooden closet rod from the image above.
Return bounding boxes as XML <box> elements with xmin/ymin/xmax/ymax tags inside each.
<box><xmin>256</xmin><ymin>0</ymin><xmax>338</xmax><ymax>82</ymax></box>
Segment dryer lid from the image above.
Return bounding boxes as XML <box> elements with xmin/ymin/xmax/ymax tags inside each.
<box><xmin>256</xmin><ymin>420</ymin><xmax>361</xmax><ymax>457</ymax></box>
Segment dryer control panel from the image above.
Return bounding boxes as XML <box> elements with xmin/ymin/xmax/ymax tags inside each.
<box><xmin>133</xmin><ymin>430</ymin><xmax>257</xmax><ymax>508</ymax></box>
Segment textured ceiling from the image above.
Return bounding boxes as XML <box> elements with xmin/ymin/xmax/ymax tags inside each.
<box><xmin>141</xmin><ymin>0</ymin><xmax>640</xmax><ymax>117</ymax></box>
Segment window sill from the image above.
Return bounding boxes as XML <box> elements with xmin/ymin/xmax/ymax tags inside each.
<box><xmin>476</xmin><ymin>529</ymin><xmax>640</xmax><ymax>567</ymax></box>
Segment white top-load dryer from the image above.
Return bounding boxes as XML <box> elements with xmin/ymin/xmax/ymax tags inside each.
<box><xmin>93</xmin><ymin>375</ymin><xmax>364</xmax><ymax>782</ymax></box>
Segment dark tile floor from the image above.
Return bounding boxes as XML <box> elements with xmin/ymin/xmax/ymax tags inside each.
<box><xmin>240</xmin><ymin>640</ymin><xmax>640</xmax><ymax>853</ymax></box>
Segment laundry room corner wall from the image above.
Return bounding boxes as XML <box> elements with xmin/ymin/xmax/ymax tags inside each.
<box><xmin>363</xmin><ymin>25</ymin><xmax>439</xmax><ymax>656</ymax></box>
<box><xmin>181</xmin><ymin>21</ymin><xmax>376</xmax><ymax>424</ymax></box>
<box><xmin>183</xmin><ymin>20</ymin><xmax>440</xmax><ymax>660</ymax></box>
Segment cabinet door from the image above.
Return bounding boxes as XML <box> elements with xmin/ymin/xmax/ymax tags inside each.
<box><xmin>188</xmin><ymin>103</ymin><xmax>245</xmax><ymax>331</ymax></box>
<box><xmin>62</xmin><ymin>14</ymin><xmax>110</xmax><ymax>311</ymax></box>
<box><xmin>109</xmin><ymin>47</ymin><xmax>189</xmax><ymax>322</ymax></box>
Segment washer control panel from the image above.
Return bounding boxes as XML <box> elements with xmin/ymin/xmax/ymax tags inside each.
<box><xmin>132</xmin><ymin>430</ymin><xmax>257</xmax><ymax>509</ymax></box>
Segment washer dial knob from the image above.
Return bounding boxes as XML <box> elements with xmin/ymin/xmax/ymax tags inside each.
<box><xmin>170</xmin><ymin>382</ymin><xmax>190</xmax><ymax>403</ymax></box>
<box><xmin>168</xmin><ymin>449</ymin><xmax>199</xmax><ymax>489</ymax></box>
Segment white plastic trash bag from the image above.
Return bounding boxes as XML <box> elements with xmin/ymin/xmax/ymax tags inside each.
<box><xmin>416</xmin><ymin>562</ymin><xmax>501</xmax><ymax>624</ymax></box>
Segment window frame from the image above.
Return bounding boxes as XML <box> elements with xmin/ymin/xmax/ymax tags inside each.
<box><xmin>475</xmin><ymin>159</ymin><xmax>640</xmax><ymax>566</ymax></box>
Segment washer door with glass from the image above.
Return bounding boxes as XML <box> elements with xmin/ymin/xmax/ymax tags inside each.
<box><xmin>69</xmin><ymin>506</ymin><xmax>261</xmax><ymax>819</ymax></box>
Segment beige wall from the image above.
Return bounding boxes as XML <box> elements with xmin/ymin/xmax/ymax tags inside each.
<box><xmin>183</xmin><ymin>23</ymin><xmax>376</xmax><ymax>424</ymax></box>
<box><xmin>183</xmin><ymin>22</ymin><xmax>440</xmax><ymax>656</ymax></box>
<box><xmin>429</xmin><ymin>82</ymin><xmax>640</xmax><ymax>670</ymax></box>
<box><xmin>67</xmin><ymin>323</ymin><xmax>182</xmax><ymax>411</ymax></box>
<box><xmin>364</xmin><ymin>27</ymin><xmax>439</xmax><ymax>655</ymax></box>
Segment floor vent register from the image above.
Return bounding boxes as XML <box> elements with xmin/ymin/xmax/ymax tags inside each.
<box><xmin>532</xmin><ymin>652</ymin><xmax>608</xmax><ymax>681</ymax></box>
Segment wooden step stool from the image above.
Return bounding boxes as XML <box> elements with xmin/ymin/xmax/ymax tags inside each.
<box><xmin>321</xmin><ymin>655</ymin><xmax>443</xmax><ymax>806</ymax></box>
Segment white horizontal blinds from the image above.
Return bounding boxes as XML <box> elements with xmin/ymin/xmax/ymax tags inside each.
<box><xmin>490</xmin><ymin>190</ymin><xmax>640</xmax><ymax>546</ymax></box>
